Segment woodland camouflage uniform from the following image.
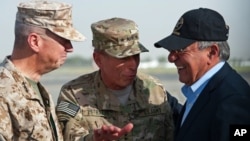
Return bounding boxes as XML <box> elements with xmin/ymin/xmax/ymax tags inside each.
<box><xmin>56</xmin><ymin>18</ymin><xmax>174</xmax><ymax>141</ymax></box>
<box><xmin>57</xmin><ymin>71</ymin><xmax>174</xmax><ymax>141</ymax></box>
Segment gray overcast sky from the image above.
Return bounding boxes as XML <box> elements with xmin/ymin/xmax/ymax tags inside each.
<box><xmin>1</xmin><ymin>0</ymin><xmax>250</xmax><ymax>60</ymax></box>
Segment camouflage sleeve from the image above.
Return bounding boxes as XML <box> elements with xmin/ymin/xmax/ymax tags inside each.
<box><xmin>164</xmin><ymin>102</ymin><xmax>174</xmax><ymax>141</ymax></box>
<box><xmin>0</xmin><ymin>97</ymin><xmax>13</xmax><ymax>141</ymax></box>
<box><xmin>56</xmin><ymin>86</ymin><xmax>90</xmax><ymax>141</ymax></box>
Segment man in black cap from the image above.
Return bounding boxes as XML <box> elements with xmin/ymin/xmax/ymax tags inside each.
<box><xmin>155</xmin><ymin>8</ymin><xmax>250</xmax><ymax>141</ymax></box>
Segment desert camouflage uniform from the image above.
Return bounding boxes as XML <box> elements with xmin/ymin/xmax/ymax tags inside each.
<box><xmin>56</xmin><ymin>71</ymin><xmax>174</xmax><ymax>141</ymax></box>
<box><xmin>16</xmin><ymin>0</ymin><xmax>85</xmax><ymax>41</ymax></box>
<box><xmin>0</xmin><ymin>57</ymin><xmax>63</xmax><ymax>141</ymax></box>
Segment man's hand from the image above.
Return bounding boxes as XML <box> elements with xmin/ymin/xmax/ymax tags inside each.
<box><xmin>93</xmin><ymin>123</ymin><xmax>133</xmax><ymax>141</ymax></box>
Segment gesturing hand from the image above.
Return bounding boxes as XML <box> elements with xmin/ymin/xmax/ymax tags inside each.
<box><xmin>93</xmin><ymin>123</ymin><xmax>133</xmax><ymax>141</ymax></box>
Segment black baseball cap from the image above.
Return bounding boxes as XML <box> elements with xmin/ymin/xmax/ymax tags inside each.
<box><xmin>154</xmin><ymin>8</ymin><xmax>229</xmax><ymax>51</ymax></box>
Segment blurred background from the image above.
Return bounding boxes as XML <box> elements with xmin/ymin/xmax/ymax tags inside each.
<box><xmin>1</xmin><ymin>0</ymin><xmax>250</xmax><ymax>104</ymax></box>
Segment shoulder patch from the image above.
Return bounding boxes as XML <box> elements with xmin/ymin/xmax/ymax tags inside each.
<box><xmin>57</xmin><ymin>101</ymin><xmax>80</xmax><ymax>117</ymax></box>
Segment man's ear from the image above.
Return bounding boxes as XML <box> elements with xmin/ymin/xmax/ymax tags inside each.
<box><xmin>208</xmin><ymin>44</ymin><xmax>219</xmax><ymax>59</ymax></box>
<box><xmin>27</xmin><ymin>33</ymin><xmax>41</xmax><ymax>53</ymax></box>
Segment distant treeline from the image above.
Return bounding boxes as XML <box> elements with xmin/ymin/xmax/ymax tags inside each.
<box><xmin>64</xmin><ymin>55</ymin><xmax>250</xmax><ymax>68</ymax></box>
<box><xmin>64</xmin><ymin>55</ymin><xmax>169</xmax><ymax>67</ymax></box>
<box><xmin>64</xmin><ymin>56</ymin><xmax>93</xmax><ymax>67</ymax></box>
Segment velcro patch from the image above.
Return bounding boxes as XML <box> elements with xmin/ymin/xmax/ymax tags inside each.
<box><xmin>57</xmin><ymin>101</ymin><xmax>80</xmax><ymax>117</ymax></box>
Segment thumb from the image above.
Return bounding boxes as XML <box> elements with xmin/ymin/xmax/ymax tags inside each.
<box><xmin>118</xmin><ymin>123</ymin><xmax>134</xmax><ymax>136</ymax></box>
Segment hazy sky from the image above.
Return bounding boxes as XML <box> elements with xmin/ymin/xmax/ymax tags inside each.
<box><xmin>1</xmin><ymin>0</ymin><xmax>250</xmax><ymax>60</ymax></box>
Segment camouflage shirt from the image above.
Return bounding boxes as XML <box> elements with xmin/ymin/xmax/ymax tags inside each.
<box><xmin>0</xmin><ymin>57</ymin><xmax>63</xmax><ymax>141</ymax></box>
<box><xmin>56</xmin><ymin>71</ymin><xmax>174</xmax><ymax>141</ymax></box>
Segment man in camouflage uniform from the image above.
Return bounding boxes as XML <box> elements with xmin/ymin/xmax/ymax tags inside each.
<box><xmin>56</xmin><ymin>17</ymin><xmax>174</xmax><ymax>141</ymax></box>
<box><xmin>0</xmin><ymin>0</ymin><xmax>85</xmax><ymax>140</ymax></box>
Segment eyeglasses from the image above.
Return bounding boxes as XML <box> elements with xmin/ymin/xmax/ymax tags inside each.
<box><xmin>169</xmin><ymin>48</ymin><xmax>186</xmax><ymax>54</ymax></box>
<box><xmin>169</xmin><ymin>46</ymin><xmax>200</xmax><ymax>54</ymax></box>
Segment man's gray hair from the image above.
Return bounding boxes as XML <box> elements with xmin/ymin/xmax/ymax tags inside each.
<box><xmin>198</xmin><ymin>41</ymin><xmax>230</xmax><ymax>61</ymax></box>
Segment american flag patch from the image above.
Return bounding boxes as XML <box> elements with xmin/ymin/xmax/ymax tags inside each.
<box><xmin>57</xmin><ymin>101</ymin><xmax>80</xmax><ymax>117</ymax></box>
